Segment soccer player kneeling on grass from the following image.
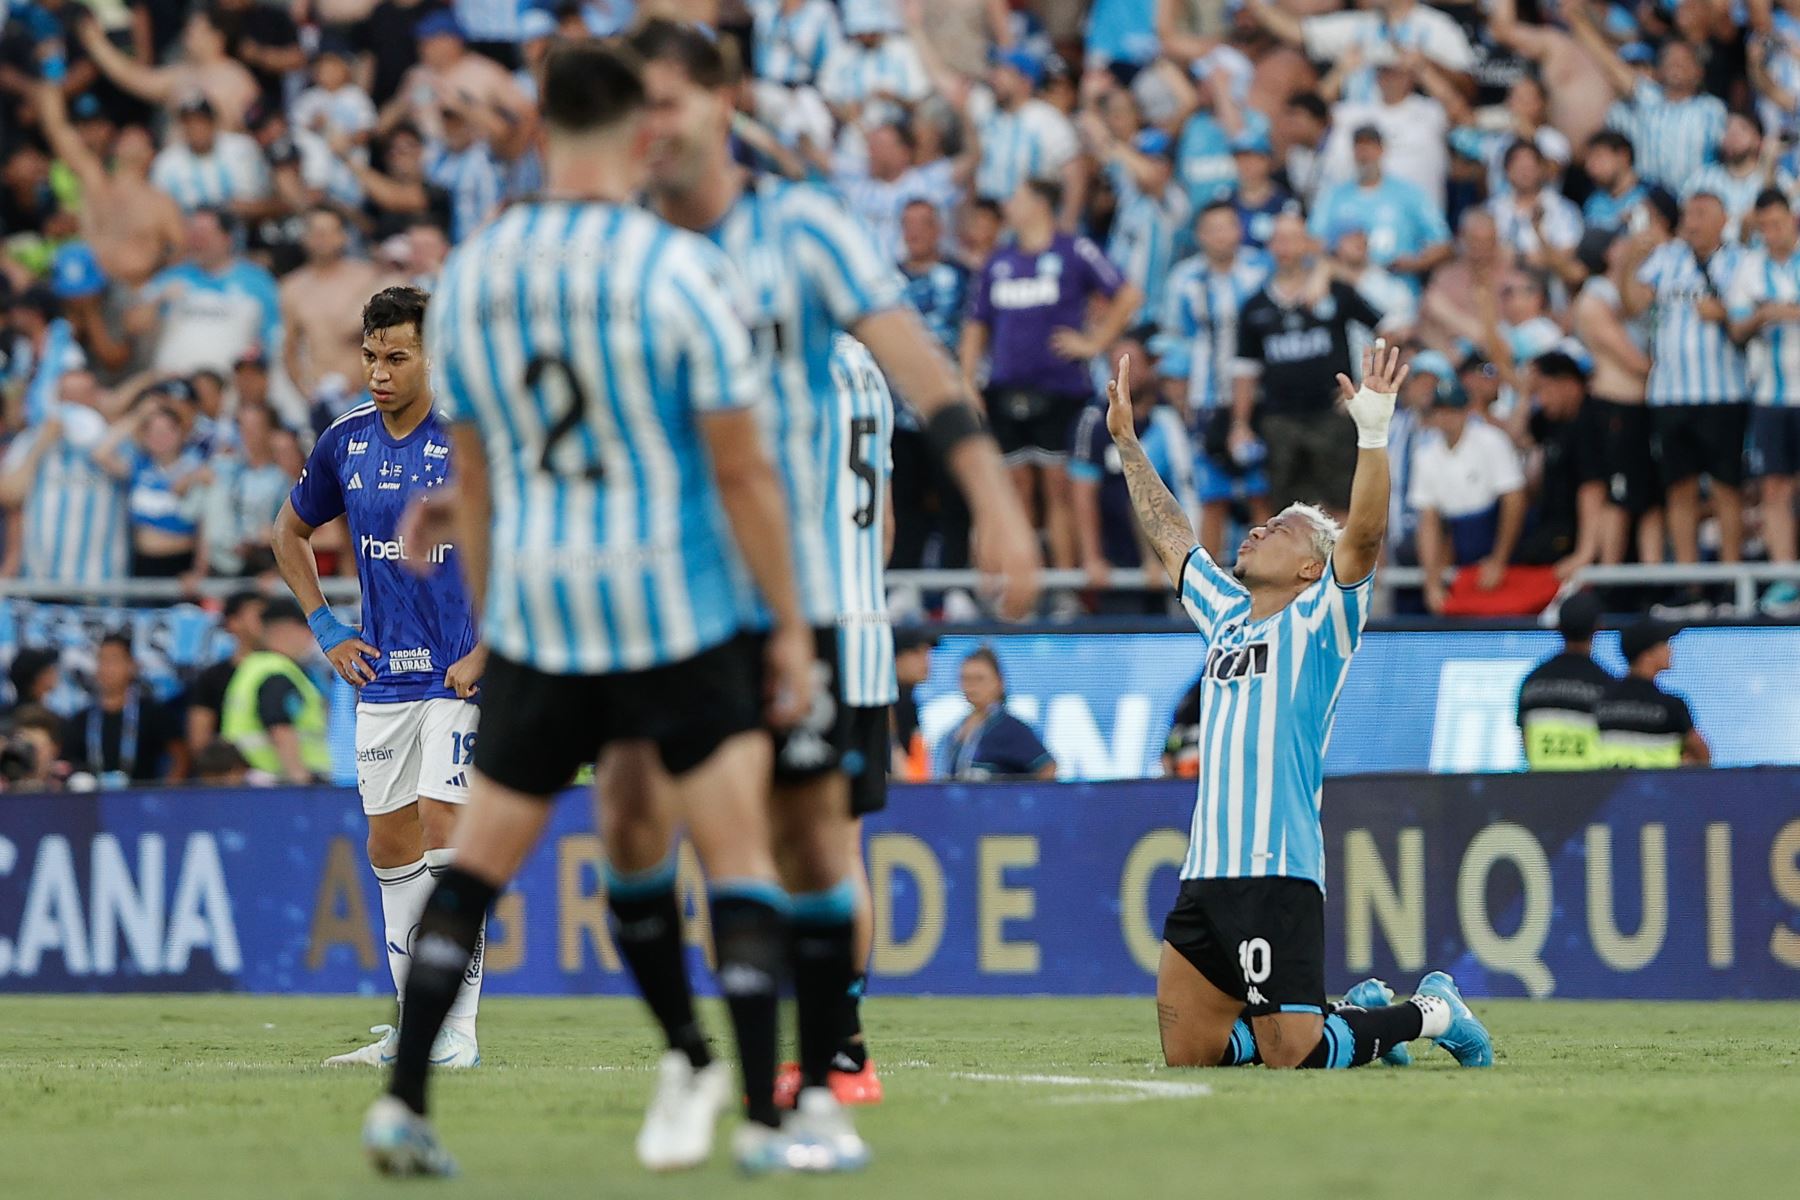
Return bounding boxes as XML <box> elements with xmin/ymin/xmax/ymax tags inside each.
<box><xmin>272</xmin><ymin>285</ymin><xmax>487</xmax><ymax>1071</ymax></box>
<box><xmin>1106</xmin><ymin>341</ymin><xmax>1494</xmax><ymax>1071</ymax></box>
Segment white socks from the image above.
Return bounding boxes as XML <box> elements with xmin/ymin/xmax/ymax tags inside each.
<box><xmin>1411</xmin><ymin>993</ymin><xmax>1452</xmax><ymax>1039</ymax></box>
<box><xmin>426</xmin><ymin>847</ymin><xmax>485</xmax><ymax>1038</ymax></box>
<box><xmin>373</xmin><ymin>857</ymin><xmax>433</xmax><ymax>999</ymax></box>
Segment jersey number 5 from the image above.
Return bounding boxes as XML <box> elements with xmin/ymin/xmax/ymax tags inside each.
<box><xmin>527</xmin><ymin>355</ymin><xmax>604</xmax><ymax>480</ymax></box>
<box><xmin>847</xmin><ymin>416</ymin><xmax>879</xmax><ymax>530</ymax></box>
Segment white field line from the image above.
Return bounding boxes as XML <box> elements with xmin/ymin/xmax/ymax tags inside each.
<box><xmin>951</xmin><ymin>1071</ymin><xmax>1211</xmax><ymax>1102</ymax></box>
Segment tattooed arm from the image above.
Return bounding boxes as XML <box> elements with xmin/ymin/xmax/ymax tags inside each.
<box><xmin>1106</xmin><ymin>355</ymin><xmax>1199</xmax><ymax>586</ymax></box>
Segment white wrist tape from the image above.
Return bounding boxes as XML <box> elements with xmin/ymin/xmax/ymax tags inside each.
<box><xmin>1349</xmin><ymin>385</ymin><xmax>1394</xmax><ymax>449</ymax></box>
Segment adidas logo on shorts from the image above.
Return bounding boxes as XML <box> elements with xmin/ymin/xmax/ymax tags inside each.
<box><xmin>445</xmin><ymin>772</ymin><xmax>468</xmax><ymax>789</ymax></box>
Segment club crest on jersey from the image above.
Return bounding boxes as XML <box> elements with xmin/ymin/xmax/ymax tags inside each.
<box><xmin>1206</xmin><ymin>641</ymin><xmax>1270</xmax><ymax>682</ymax></box>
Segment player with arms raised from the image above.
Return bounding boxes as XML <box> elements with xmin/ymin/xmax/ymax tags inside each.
<box><xmin>272</xmin><ymin>285</ymin><xmax>486</xmax><ymax>1071</ymax></box>
<box><xmin>1107</xmin><ymin>341</ymin><xmax>1494</xmax><ymax>1072</ymax></box>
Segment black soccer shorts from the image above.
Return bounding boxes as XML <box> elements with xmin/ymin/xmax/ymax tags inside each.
<box><xmin>474</xmin><ymin>637</ymin><xmax>763</xmax><ymax>796</ymax></box>
<box><xmin>767</xmin><ymin>627</ymin><xmax>859</xmax><ymax>783</ymax></box>
<box><xmin>845</xmin><ymin>704</ymin><xmax>890</xmax><ymax>817</ymax></box>
<box><xmin>1162</xmin><ymin>877</ymin><xmax>1328</xmax><ymax>1017</ymax></box>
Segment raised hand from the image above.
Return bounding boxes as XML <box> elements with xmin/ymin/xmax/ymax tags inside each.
<box><xmin>1337</xmin><ymin>338</ymin><xmax>1408</xmax><ymax>450</ymax></box>
<box><xmin>1105</xmin><ymin>353</ymin><xmax>1138</xmax><ymax>446</ymax></box>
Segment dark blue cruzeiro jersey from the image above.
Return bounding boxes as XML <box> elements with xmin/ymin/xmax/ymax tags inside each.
<box><xmin>290</xmin><ymin>403</ymin><xmax>478</xmax><ymax>703</ymax></box>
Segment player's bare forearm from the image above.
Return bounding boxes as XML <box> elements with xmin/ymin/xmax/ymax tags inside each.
<box><xmin>1333</xmin><ymin>447</ymin><xmax>1389</xmax><ymax>583</ymax></box>
<box><xmin>449</xmin><ymin>422</ymin><xmax>490</xmax><ymax>618</ymax></box>
<box><xmin>1117</xmin><ymin>434</ymin><xmax>1198</xmax><ymax>585</ymax></box>
<box><xmin>701</xmin><ymin>409</ymin><xmax>805</xmax><ymax>630</ymax></box>
<box><xmin>857</xmin><ymin>308</ymin><xmax>974</xmax><ymax>420</ymax></box>
<box><xmin>271</xmin><ymin>501</ymin><xmax>329</xmax><ymax>614</ymax></box>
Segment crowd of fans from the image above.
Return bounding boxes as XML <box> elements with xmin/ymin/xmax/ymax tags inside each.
<box><xmin>4</xmin><ymin>0</ymin><xmax>1800</xmax><ymax>784</ymax></box>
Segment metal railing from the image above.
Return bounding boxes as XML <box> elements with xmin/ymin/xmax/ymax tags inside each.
<box><xmin>0</xmin><ymin>578</ymin><xmax>364</xmax><ymax>603</ymax></box>
<box><xmin>887</xmin><ymin>562</ymin><xmax>1800</xmax><ymax>616</ymax></box>
<box><xmin>4</xmin><ymin>562</ymin><xmax>1798</xmax><ymax>614</ymax></box>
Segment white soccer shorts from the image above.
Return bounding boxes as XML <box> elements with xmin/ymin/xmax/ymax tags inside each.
<box><xmin>355</xmin><ymin>698</ymin><xmax>479</xmax><ymax>816</ymax></box>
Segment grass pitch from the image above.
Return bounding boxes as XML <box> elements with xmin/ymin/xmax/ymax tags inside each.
<box><xmin>1</xmin><ymin>996</ymin><xmax>1795</xmax><ymax>1199</ymax></box>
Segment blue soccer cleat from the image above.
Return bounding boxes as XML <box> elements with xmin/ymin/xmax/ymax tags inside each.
<box><xmin>363</xmin><ymin>1095</ymin><xmax>459</xmax><ymax>1177</ymax></box>
<box><xmin>1341</xmin><ymin>978</ymin><xmax>1411</xmax><ymax>1067</ymax></box>
<box><xmin>1414</xmin><ymin>971</ymin><xmax>1494</xmax><ymax>1068</ymax></box>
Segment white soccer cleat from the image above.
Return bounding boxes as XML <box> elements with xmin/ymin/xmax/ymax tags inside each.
<box><xmin>362</xmin><ymin>1094</ymin><xmax>458</xmax><ymax>1177</ymax></box>
<box><xmin>785</xmin><ymin>1086</ymin><xmax>872</xmax><ymax>1173</ymax></box>
<box><xmin>635</xmin><ymin>1052</ymin><xmax>732</xmax><ymax>1171</ymax></box>
<box><xmin>325</xmin><ymin>1024</ymin><xmax>397</xmax><ymax>1067</ymax></box>
<box><xmin>429</xmin><ymin>1024</ymin><xmax>481</xmax><ymax>1069</ymax></box>
<box><xmin>731</xmin><ymin>1120</ymin><xmax>805</xmax><ymax>1176</ymax></box>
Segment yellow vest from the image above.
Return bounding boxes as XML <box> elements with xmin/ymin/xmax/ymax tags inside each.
<box><xmin>219</xmin><ymin>652</ymin><xmax>330</xmax><ymax>777</ymax></box>
<box><xmin>1522</xmin><ymin>714</ymin><xmax>1602</xmax><ymax>772</ymax></box>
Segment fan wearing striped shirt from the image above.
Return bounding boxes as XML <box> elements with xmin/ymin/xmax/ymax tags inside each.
<box><xmin>1105</xmin><ymin>341</ymin><xmax>1493</xmax><ymax>1073</ymax></box>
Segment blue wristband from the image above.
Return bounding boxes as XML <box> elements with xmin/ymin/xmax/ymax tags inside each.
<box><xmin>306</xmin><ymin>605</ymin><xmax>358</xmax><ymax>653</ymax></box>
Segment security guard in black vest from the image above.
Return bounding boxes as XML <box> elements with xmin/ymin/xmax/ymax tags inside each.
<box><xmin>1516</xmin><ymin>591</ymin><xmax>1614</xmax><ymax>770</ymax></box>
<box><xmin>1596</xmin><ymin>620</ymin><xmax>1711</xmax><ymax>768</ymax></box>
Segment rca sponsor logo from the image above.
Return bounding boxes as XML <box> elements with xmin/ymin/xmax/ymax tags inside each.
<box><xmin>347</xmin><ymin>438</ymin><xmax>369</xmax><ymax>456</ymax></box>
<box><xmin>424</xmin><ymin>442</ymin><xmax>449</xmax><ymax>459</ymax></box>
<box><xmin>360</xmin><ymin>535</ymin><xmax>453</xmax><ymax>564</ymax></box>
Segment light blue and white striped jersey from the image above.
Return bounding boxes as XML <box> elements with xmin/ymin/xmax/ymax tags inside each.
<box><xmin>1637</xmin><ymin>239</ymin><xmax>1749</xmax><ymax>406</ymax></box>
<box><xmin>0</xmin><ymin>419</ymin><xmax>128</xmax><ymax>585</ymax></box>
<box><xmin>1106</xmin><ymin>163</ymin><xmax>1192</xmax><ymax>326</ymax></box>
<box><xmin>1681</xmin><ymin>163</ymin><xmax>1797</xmax><ymax>239</ymax></box>
<box><xmin>1157</xmin><ymin>249</ymin><xmax>1269</xmax><ymax>411</ymax></box>
<box><xmin>818</xmin><ymin>33</ymin><xmax>929</xmax><ymax>117</ymax></box>
<box><xmin>452</xmin><ymin>0</ymin><xmax>522</xmax><ymax>42</ymax></box>
<box><xmin>144</xmin><ymin>259</ymin><xmax>282</xmax><ymax>377</ymax></box>
<box><xmin>972</xmin><ymin>95</ymin><xmax>1079</xmax><ymax>202</ymax></box>
<box><xmin>149</xmin><ymin>132</ymin><xmax>270</xmax><ymax>211</ymax></box>
<box><xmin>1447</xmin><ymin>123</ymin><xmax>1570</xmax><ymax>199</ymax></box>
<box><xmin>831</xmin><ymin>165</ymin><xmax>935</xmax><ymax>266</ymax></box>
<box><xmin>21</xmin><ymin>318</ymin><xmax>85</xmax><ymax>428</ymax></box>
<box><xmin>1176</xmin><ymin>547</ymin><xmax>1373</xmax><ymax>888</ymax></box>
<box><xmin>1176</xmin><ymin>109</ymin><xmax>1239</xmax><ymax>208</ymax></box>
<box><xmin>751</xmin><ymin>0</ymin><xmax>842</xmax><ymax>86</ymax></box>
<box><xmin>707</xmin><ymin>175</ymin><xmax>908</xmax><ymax>629</ymax></box>
<box><xmin>425</xmin><ymin>140</ymin><xmax>505</xmax><ymax>244</ymax></box>
<box><xmin>427</xmin><ymin>200</ymin><xmax>764</xmax><ymax>675</ymax></box>
<box><xmin>1606</xmin><ymin>80</ymin><xmax>1727</xmax><ymax>192</ymax></box>
<box><xmin>826</xmin><ymin>335</ymin><xmax>896</xmax><ymax>707</ymax></box>
<box><xmin>1582</xmin><ymin>181</ymin><xmax>1649</xmax><ymax>233</ymax></box>
<box><xmin>1727</xmin><ymin>245</ymin><xmax>1800</xmax><ymax>407</ymax></box>
<box><xmin>1299</xmin><ymin>7</ymin><xmax>1474</xmax><ymax>106</ymax></box>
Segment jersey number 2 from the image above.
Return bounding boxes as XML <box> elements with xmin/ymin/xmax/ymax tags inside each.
<box><xmin>527</xmin><ymin>355</ymin><xmax>604</xmax><ymax>480</ymax></box>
